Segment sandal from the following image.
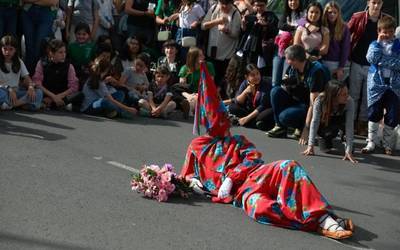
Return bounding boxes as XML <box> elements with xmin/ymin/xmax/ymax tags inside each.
<box><xmin>318</xmin><ymin>225</ymin><xmax>353</xmax><ymax>240</ymax></box>
<box><xmin>336</xmin><ymin>218</ymin><xmax>355</xmax><ymax>232</ymax></box>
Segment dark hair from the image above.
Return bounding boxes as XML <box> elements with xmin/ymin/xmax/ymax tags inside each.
<box><xmin>283</xmin><ymin>0</ymin><xmax>303</xmax><ymax>21</ymax></box>
<box><xmin>96</xmin><ymin>35</ymin><xmax>112</xmax><ymax>46</ymax></box>
<box><xmin>155</xmin><ymin>65</ymin><xmax>171</xmax><ymax>75</ymax></box>
<box><xmin>48</xmin><ymin>39</ymin><xmax>66</xmax><ymax>53</ymax></box>
<box><xmin>306</xmin><ymin>1</ymin><xmax>323</xmax><ymax>28</ymax></box>
<box><xmin>120</xmin><ymin>36</ymin><xmax>142</xmax><ymax>61</ymax></box>
<box><xmin>74</xmin><ymin>22</ymin><xmax>91</xmax><ymax>35</ymax></box>
<box><xmin>162</xmin><ymin>39</ymin><xmax>179</xmax><ymax>50</ymax></box>
<box><xmin>88</xmin><ymin>55</ymin><xmax>111</xmax><ymax>89</ymax></box>
<box><xmin>253</xmin><ymin>0</ymin><xmax>267</xmax><ymax>4</ymax></box>
<box><xmin>0</xmin><ymin>35</ymin><xmax>20</xmax><ymax>74</ymax></box>
<box><xmin>218</xmin><ymin>0</ymin><xmax>233</xmax><ymax>4</ymax></box>
<box><xmin>285</xmin><ymin>44</ymin><xmax>306</xmax><ymax>62</ymax></box>
<box><xmin>135</xmin><ymin>52</ymin><xmax>151</xmax><ymax>68</ymax></box>
<box><xmin>96</xmin><ymin>42</ymin><xmax>113</xmax><ymax>57</ymax></box>
<box><xmin>244</xmin><ymin>63</ymin><xmax>259</xmax><ymax>76</ymax></box>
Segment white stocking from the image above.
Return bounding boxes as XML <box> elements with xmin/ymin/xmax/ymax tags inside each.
<box><xmin>319</xmin><ymin>215</ymin><xmax>344</xmax><ymax>232</ymax></box>
<box><xmin>218</xmin><ymin>177</ymin><xmax>233</xmax><ymax>199</ymax></box>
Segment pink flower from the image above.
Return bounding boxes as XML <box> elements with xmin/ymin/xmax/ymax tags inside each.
<box><xmin>163</xmin><ymin>163</ymin><xmax>174</xmax><ymax>172</ymax></box>
<box><xmin>131</xmin><ymin>181</ymin><xmax>140</xmax><ymax>191</ymax></box>
<box><xmin>157</xmin><ymin>189</ymin><xmax>168</xmax><ymax>202</ymax></box>
<box><xmin>161</xmin><ymin>172</ymin><xmax>172</xmax><ymax>183</ymax></box>
<box><xmin>144</xmin><ymin>189</ymin><xmax>153</xmax><ymax>198</ymax></box>
<box><xmin>149</xmin><ymin>164</ymin><xmax>160</xmax><ymax>172</ymax></box>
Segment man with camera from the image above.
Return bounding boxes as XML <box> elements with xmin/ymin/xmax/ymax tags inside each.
<box><xmin>266</xmin><ymin>45</ymin><xmax>330</xmax><ymax>143</ymax></box>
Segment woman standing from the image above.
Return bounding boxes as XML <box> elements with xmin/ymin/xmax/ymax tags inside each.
<box><xmin>124</xmin><ymin>0</ymin><xmax>156</xmax><ymax>45</ymax></box>
<box><xmin>293</xmin><ymin>1</ymin><xmax>329</xmax><ymax>61</ymax></box>
<box><xmin>321</xmin><ymin>1</ymin><xmax>350</xmax><ymax>81</ymax></box>
<box><xmin>272</xmin><ymin>0</ymin><xmax>304</xmax><ymax>86</ymax></box>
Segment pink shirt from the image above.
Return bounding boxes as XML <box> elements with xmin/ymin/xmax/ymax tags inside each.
<box><xmin>33</xmin><ymin>60</ymin><xmax>79</xmax><ymax>93</ymax></box>
<box><xmin>297</xmin><ymin>25</ymin><xmax>329</xmax><ymax>51</ymax></box>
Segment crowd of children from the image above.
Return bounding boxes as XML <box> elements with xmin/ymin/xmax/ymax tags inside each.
<box><xmin>0</xmin><ymin>0</ymin><xmax>399</xmax><ymax>159</ymax></box>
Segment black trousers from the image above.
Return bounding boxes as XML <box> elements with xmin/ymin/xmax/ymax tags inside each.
<box><xmin>229</xmin><ymin>102</ymin><xmax>274</xmax><ymax>130</ymax></box>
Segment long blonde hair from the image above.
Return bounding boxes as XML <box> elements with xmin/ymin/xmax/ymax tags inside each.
<box><xmin>322</xmin><ymin>1</ymin><xmax>345</xmax><ymax>41</ymax></box>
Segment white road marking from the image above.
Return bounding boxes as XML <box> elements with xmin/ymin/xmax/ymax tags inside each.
<box><xmin>7</xmin><ymin>131</ymin><xmax>44</xmax><ymax>139</ymax></box>
<box><xmin>93</xmin><ymin>156</ymin><xmax>103</xmax><ymax>160</ymax></box>
<box><xmin>106</xmin><ymin>161</ymin><xmax>140</xmax><ymax>174</ymax></box>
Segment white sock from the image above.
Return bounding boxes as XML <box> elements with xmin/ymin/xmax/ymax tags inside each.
<box><xmin>319</xmin><ymin>215</ymin><xmax>344</xmax><ymax>232</ymax></box>
<box><xmin>218</xmin><ymin>177</ymin><xmax>233</xmax><ymax>199</ymax></box>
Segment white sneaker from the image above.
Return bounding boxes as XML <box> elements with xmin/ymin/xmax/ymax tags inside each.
<box><xmin>65</xmin><ymin>103</ymin><xmax>73</xmax><ymax>111</ymax></box>
<box><xmin>1</xmin><ymin>102</ymin><xmax>12</xmax><ymax>110</ymax></box>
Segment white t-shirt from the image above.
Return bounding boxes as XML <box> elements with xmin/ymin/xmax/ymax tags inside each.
<box><xmin>179</xmin><ymin>4</ymin><xmax>205</xmax><ymax>29</ymax></box>
<box><xmin>0</xmin><ymin>59</ymin><xmax>29</xmax><ymax>88</ymax></box>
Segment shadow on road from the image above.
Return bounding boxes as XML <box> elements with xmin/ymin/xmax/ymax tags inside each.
<box><xmin>340</xmin><ymin>225</ymin><xmax>378</xmax><ymax>249</ymax></box>
<box><xmin>2</xmin><ymin>111</ymin><xmax>74</xmax><ymax>130</ymax></box>
<box><xmin>331</xmin><ymin>205</ymin><xmax>373</xmax><ymax>217</ymax></box>
<box><xmin>0</xmin><ymin>231</ymin><xmax>95</xmax><ymax>250</ymax></box>
<box><xmin>0</xmin><ymin>120</ymin><xmax>66</xmax><ymax>141</ymax></box>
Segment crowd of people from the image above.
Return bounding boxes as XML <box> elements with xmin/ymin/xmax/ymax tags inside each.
<box><xmin>0</xmin><ymin>0</ymin><xmax>399</xmax><ymax>157</ymax></box>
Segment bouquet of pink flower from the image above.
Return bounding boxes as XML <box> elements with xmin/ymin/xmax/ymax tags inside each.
<box><xmin>130</xmin><ymin>163</ymin><xmax>191</xmax><ymax>202</ymax></box>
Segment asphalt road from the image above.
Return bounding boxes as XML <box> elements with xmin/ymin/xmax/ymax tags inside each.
<box><xmin>0</xmin><ymin>111</ymin><xmax>399</xmax><ymax>250</ymax></box>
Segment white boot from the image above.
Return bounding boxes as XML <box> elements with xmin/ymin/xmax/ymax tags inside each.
<box><xmin>361</xmin><ymin>122</ymin><xmax>379</xmax><ymax>153</ymax></box>
<box><xmin>382</xmin><ymin>125</ymin><xmax>394</xmax><ymax>155</ymax></box>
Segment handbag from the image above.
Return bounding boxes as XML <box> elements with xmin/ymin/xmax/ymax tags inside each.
<box><xmin>157</xmin><ymin>28</ymin><xmax>172</xmax><ymax>41</ymax></box>
<box><xmin>181</xmin><ymin>36</ymin><xmax>196</xmax><ymax>48</ymax></box>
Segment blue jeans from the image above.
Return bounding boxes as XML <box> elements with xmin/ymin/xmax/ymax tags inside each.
<box><xmin>271</xmin><ymin>50</ymin><xmax>289</xmax><ymax>87</ymax></box>
<box><xmin>368</xmin><ymin>89</ymin><xmax>400</xmax><ymax>128</ymax></box>
<box><xmin>5</xmin><ymin>87</ymin><xmax>44</xmax><ymax>110</ymax></box>
<box><xmin>21</xmin><ymin>5</ymin><xmax>54</xmax><ymax>74</ymax></box>
<box><xmin>0</xmin><ymin>87</ymin><xmax>8</xmax><ymax>104</ymax></box>
<box><xmin>85</xmin><ymin>91</ymin><xmax>125</xmax><ymax>116</ymax></box>
<box><xmin>0</xmin><ymin>6</ymin><xmax>18</xmax><ymax>38</ymax></box>
<box><xmin>270</xmin><ymin>86</ymin><xmax>307</xmax><ymax>129</ymax></box>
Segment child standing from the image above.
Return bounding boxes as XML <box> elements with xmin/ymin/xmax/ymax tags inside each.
<box><xmin>0</xmin><ymin>36</ymin><xmax>43</xmax><ymax>111</ymax></box>
<box><xmin>138</xmin><ymin>65</ymin><xmax>176</xmax><ymax>118</ymax></box>
<box><xmin>362</xmin><ymin>16</ymin><xmax>400</xmax><ymax>155</ymax></box>
<box><xmin>68</xmin><ymin>22</ymin><xmax>96</xmax><ymax>89</ymax></box>
<box><xmin>80</xmin><ymin>55</ymin><xmax>138</xmax><ymax>118</ymax></box>
<box><xmin>33</xmin><ymin>39</ymin><xmax>82</xmax><ymax>110</ymax></box>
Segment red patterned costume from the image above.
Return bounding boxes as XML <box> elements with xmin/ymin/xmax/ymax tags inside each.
<box><xmin>180</xmin><ymin>64</ymin><xmax>339</xmax><ymax>232</ymax></box>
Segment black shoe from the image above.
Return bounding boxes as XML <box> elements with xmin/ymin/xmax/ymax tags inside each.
<box><xmin>256</xmin><ymin>121</ymin><xmax>267</xmax><ymax>131</ymax></box>
<box><xmin>287</xmin><ymin>128</ymin><xmax>302</xmax><ymax>140</ymax></box>
<box><xmin>318</xmin><ymin>137</ymin><xmax>333</xmax><ymax>153</ymax></box>
<box><xmin>180</xmin><ymin>100</ymin><xmax>190</xmax><ymax>120</ymax></box>
<box><xmin>266</xmin><ymin>125</ymin><xmax>287</xmax><ymax>138</ymax></box>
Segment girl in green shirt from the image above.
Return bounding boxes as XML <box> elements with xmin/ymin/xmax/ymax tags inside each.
<box><xmin>177</xmin><ymin>47</ymin><xmax>215</xmax><ymax>116</ymax></box>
